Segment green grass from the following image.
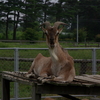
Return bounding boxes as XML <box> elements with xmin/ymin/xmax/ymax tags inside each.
<box><xmin>0</xmin><ymin>42</ymin><xmax>99</xmax><ymax>73</ymax></box>
<box><xmin>0</xmin><ymin>42</ymin><xmax>100</xmax><ymax>99</ymax></box>
<box><xmin>0</xmin><ymin>41</ymin><xmax>70</xmax><ymax>48</ymax></box>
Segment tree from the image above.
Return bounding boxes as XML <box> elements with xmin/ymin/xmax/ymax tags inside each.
<box><xmin>12</xmin><ymin>0</ymin><xmax>22</xmax><ymax>40</ymax></box>
<box><xmin>42</xmin><ymin>0</ymin><xmax>52</xmax><ymax>22</ymax></box>
<box><xmin>0</xmin><ymin>0</ymin><xmax>100</xmax><ymax>41</ymax></box>
<box><xmin>0</xmin><ymin>0</ymin><xmax>24</xmax><ymax>40</ymax></box>
<box><xmin>1</xmin><ymin>0</ymin><xmax>12</xmax><ymax>39</ymax></box>
<box><xmin>73</xmin><ymin>28</ymin><xmax>87</xmax><ymax>42</ymax></box>
<box><xmin>79</xmin><ymin>0</ymin><xmax>100</xmax><ymax>41</ymax></box>
<box><xmin>21</xmin><ymin>0</ymin><xmax>44</xmax><ymax>30</ymax></box>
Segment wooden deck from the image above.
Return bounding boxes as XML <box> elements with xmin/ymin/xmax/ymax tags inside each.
<box><xmin>1</xmin><ymin>71</ymin><xmax>100</xmax><ymax>100</ymax></box>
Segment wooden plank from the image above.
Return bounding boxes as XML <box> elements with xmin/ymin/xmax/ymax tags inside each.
<box><xmin>2</xmin><ymin>78</ymin><xmax>10</xmax><ymax>100</ymax></box>
<box><xmin>59</xmin><ymin>94</ymin><xmax>81</xmax><ymax>100</ymax></box>
<box><xmin>2</xmin><ymin>71</ymin><xmax>37</xmax><ymax>85</ymax></box>
<box><xmin>75</xmin><ymin>76</ymin><xmax>100</xmax><ymax>84</ymax></box>
<box><xmin>83</xmin><ymin>75</ymin><xmax>100</xmax><ymax>80</ymax></box>
<box><xmin>36</xmin><ymin>83</ymin><xmax>100</xmax><ymax>95</ymax></box>
<box><xmin>32</xmin><ymin>84</ymin><xmax>41</xmax><ymax>100</ymax></box>
<box><xmin>2</xmin><ymin>71</ymin><xmax>100</xmax><ymax>86</ymax></box>
<box><xmin>2</xmin><ymin>71</ymin><xmax>100</xmax><ymax>97</ymax></box>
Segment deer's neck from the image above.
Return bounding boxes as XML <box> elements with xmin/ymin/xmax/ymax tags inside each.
<box><xmin>49</xmin><ymin>43</ymin><xmax>64</xmax><ymax>62</ymax></box>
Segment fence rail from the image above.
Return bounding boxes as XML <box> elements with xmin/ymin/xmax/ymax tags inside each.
<box><xmin>0</xmin><ymin>40</ymin><xmax>100</xmax><ymax>47</ymax></box>
<box><xmin>1</xmin><ymin>57</ymin><xmax>100</xmax><ymax>63</ymax></box>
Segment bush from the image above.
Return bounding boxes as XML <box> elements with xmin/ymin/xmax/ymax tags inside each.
<box><xmin>95</xmin><ymin>34</ymin><xmax>100</xmax><ymax>42</ymax></box>
<box><xmin>73</xmin><ymin>28</ymin><xmax>87</xmax><ymax>42</ymax></box>
<box><xmin>0</xmin><ymin>33</ymin><xmax>5</xmax><ymax>39</ymax></box>
<box><xmin>22</xmin><ymin>28</ymin><xmax>39</xmax><ymax>40</ymax></box>
<box><xmin>59</xmin><ymin>32</ymin><xmax>73</xmax><ymax>41</ymax></box>
<box><xmin>16</xmin><ymin>31</ymin><xmax>23</xmax><ymax>40</ymax></box>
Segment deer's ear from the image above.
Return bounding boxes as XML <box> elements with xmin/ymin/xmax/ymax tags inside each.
<box><xmin>42</xmin><ymin>27</ymin><xmax>47</xmax><ymax>33</ymax></box>
<box><xmin>42</xmin><ymin>27</ymin><xmax>48</xmax><ymax>35</ymax></box>
<box><xmin>57</xmin><ymin>28</ymin><xmax>63</xmax><ymax>34</ymax></box>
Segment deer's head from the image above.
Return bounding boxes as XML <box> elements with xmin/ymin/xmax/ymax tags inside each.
<box><xmin>41</xmin><ymin>21</ymin><xmax>66</xmax><ymax>49</ymax></box>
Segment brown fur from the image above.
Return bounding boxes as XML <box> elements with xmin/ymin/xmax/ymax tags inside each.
<box><xmin>42</xmin><ymin>22</ymin><xmax>75</xmax><ymax>82</ymax></box>
<box><xmin>27</xmin><ymin>22</ymin><xmax>75</xmax><ymax>82</ymax></box>
<box><xmin>27</xmin><ymin>53</ymin><xmax>52</xmax><ymax>78</ymax></box>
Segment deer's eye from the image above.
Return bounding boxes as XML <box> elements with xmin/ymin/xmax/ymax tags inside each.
<box><xmin>44</xmin><ymin>32</ymin><xmax>47</xmax><ymax>35</ymax></box>
<box><xmin>56</xmin><ymin>31</ymin><xmax>59</xmax><ymax>36</ymax></box>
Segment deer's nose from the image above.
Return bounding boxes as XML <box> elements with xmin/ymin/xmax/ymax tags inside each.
<box><xmin>50</xmin><ymin>38</ymin><xmax>54</xmax><ymax>44</ymax></box>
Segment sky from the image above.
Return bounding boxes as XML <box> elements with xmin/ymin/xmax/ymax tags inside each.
<box><xmin>50</xmin><ymin>0</ymin><xmax>58</xmax><ymax>3</ymax></box>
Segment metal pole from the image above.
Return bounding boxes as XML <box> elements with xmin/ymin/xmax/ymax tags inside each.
<box><xmin>14</xmin><ymin>48</ymin><xmax>19</xmax><ymax>100</ymax></box>
<box><xmin>77</xmin><ymin>0</ymin><xmax>79</xmax><ymax>44</ymax></box>
<box><xmin>92</xmin><ymin>48</ymin><xmax>96</xmax><ymax>75</ymax></box>
<box><xmin>77</xmin><ymin>14</ymin><xmax>79</xmax><ymax>43</ymax></box>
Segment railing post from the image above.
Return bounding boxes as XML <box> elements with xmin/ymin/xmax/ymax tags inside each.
<box><xmin>14</xmin><ymin>48</ymin><xmax>19</xmax><ymax>100</ymax></box>
<box><xmin>92</xmin><ymin>48</ymin><xmax>96</xmax><ymax>75</ymax></box>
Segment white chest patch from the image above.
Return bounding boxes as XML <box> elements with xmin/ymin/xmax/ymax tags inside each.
<box><xmin>50</xmin><ymin>49</ymin><xmax>58</xmax><ymax>61</ymax></box>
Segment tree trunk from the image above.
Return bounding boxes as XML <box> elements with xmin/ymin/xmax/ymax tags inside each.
<box><xmin>13</xmin><ymin>11</ymin><xmax>19</xmax><ymax>40</ymax></box>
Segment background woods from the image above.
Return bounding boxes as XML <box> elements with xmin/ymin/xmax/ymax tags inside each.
<box><xmin>0</xmin><ymin>0</ymin><xmax>100</xmax><ymax>42</ymax></box>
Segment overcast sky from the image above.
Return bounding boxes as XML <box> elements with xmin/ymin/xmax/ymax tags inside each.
<box><xmin>50</xmin><ymin>0</ymin><xmax>58</xmax><ymax>3</ymax></box>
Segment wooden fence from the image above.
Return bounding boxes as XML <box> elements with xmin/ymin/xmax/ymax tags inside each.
<box><xmin>0</xmin><ymin>40</ymin><xmax>100</xmax><ymax>47</ymax></box>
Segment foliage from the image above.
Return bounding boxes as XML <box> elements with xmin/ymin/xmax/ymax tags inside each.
<box><xmin>78</xmin><ymin>0</ymin><xmax>100</xmax><ymax>41</ymax></box>
<box><xmin>0</xmin><ymin>0</ymin><xmax>100</xmax><ymax>41</ymax></box>
<box><xmin>22</xmin><ymin>28</ymin><xmax>42</xmax><ymax>41</ymax></box>
<box><xmin>59</xmin><ymin>32</ymin><xmax>73</xmax><ymax>41</ymax></box>
<box><xmin>95</xmin><ymin>34</ymin><xmax>100</xmax><ymax>42</ymax></box>
<box><xmin>0</xmin><ymin>33</ymin><xmax>5</xmax><ymax>39</ymax></box>
<box><xmin>16</xmin><ymin>31</ymin><xmax>24</xmax><ymax>40</ymax></box>
<box><xmin>73</xmin><ymin>28</ymin><xmax>87</xmax><ymax>42</ymax></box>
<box><xmin>8</xmin><ymin>31</ymin><xmax>23</xmax><ymax>40</ymax></box>
<box><xmin>21</xmin><ymin>0</ymin><xmax>43</xmax><ymax>30</ymax></box>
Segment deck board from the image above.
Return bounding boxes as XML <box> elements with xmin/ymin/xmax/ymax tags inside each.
<box><xmin>2</xmin><ymin>71</ymin><xmax>100</xmax><ymax>86</ymax></box>
<box><xmin>2</xmin><ymin>71</ymin><xmax>100</xmax><ymax>100</ymax></box>
<box><xmin>75</xmin><ymin>75</ymin><xmax>100</xmax><ymax>84</ymax></box>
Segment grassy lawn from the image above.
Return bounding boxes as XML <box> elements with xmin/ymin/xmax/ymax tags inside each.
<box><xmin>0</xmin><ymin>41</ymin><xmax>99</xmax><ymax>73</ymax></box>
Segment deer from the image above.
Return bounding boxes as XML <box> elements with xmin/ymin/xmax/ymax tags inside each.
<box><xmin>26</xmin><ymin>21</ymin><xmax>75</xmax><ymax>82</ymax></box>
<box><xmin>41</xmin><ymin>21</ymin><xmax>75</xmax><ymax>82</ymax></box>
